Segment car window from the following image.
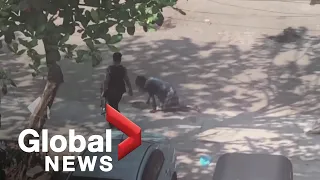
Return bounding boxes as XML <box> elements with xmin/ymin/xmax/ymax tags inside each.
<box><xmin>142</xmin><ymin>149</ymin><xmax>165</xmax><ymax>180</ymax></box>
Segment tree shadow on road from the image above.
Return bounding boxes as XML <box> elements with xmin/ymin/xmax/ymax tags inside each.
<box><xmin>115</xmin><ymin>27</ymin><xmax>319</xmax><ymax>180</ymax></box>
<box><xmin>120</xmin><ymin>26</ymin><xmax>319</xmax><ymax>118</ymax></box>
<box><xmin>0</xmin><ymin>26</ymin><xmax>319</xmax><ymax>180</ymax></box>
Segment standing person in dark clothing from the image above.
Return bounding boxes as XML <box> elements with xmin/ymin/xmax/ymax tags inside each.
<box><xmin>135</xmin><ymin>75</ymin><xmax>180</xmax><ymax>113</ymax></box>
<box><xmin>101</xmin><ymin>52</ymin><xmax>133</xmax><ymax>114</ymax></box>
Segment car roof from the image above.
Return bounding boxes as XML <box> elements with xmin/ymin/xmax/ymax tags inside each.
<box><xmin>112</xmin><ymin>130</ymin><xmax>169</xmax><ymax>143</ymax></box>
<box><xmin>70</xmin><ymin>139</ymin><xmax>154</xmax><ymax>180</ymax></box>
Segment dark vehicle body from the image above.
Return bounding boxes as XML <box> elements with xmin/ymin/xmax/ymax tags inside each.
<box><xmin>66</xmin><ymin>131</ymin><xmax>177</xmax><ymax>180</ymax></box>
<box><xmin>213</xmin><ymin>153</ymin><xmax>293</xmax><ymax>180</ymax></box>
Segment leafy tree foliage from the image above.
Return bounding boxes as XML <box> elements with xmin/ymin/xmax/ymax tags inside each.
<box><xmin>0</xmin><ymin>0</ymin><xmax>179</xmax><ymax>73</ymax></box>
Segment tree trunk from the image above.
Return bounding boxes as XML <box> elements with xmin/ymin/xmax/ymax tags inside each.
<box><xmin>12</xmin><ymin>35</ymin><xmax>64</xmax><ymax>180</ymax></box>
<box><xmin>28</xmin><ymin>37</ymin><xmax>64</xmax><ymax>132</ymax></box>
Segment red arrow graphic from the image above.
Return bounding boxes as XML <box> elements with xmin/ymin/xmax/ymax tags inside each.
<box><xmin>106</xmin><ymin>104</ymin><xmax>142</xmax><ymax>160</ymax></box>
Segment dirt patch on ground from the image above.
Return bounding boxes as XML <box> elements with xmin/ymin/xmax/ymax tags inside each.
<box><xmin>266</xmin><ymin>27</ymin><xmax>305</xmax><ymax>43</ymax></box>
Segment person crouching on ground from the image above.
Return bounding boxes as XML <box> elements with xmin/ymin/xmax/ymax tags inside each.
<box><xmin>135</xmin><ymin>75</ymin><xmax>179</xmax><ymax>113</ymax></box>
<box><xmin>101</xmin><ymin>52</ymin><xmax>133</xmax><ymax>113</ymax></box>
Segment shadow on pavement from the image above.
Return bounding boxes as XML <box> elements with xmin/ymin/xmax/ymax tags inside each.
<box><xmin>0</xmin><ymin>26</ymin><xmax>319</xmax><ymax>180</ymax></box>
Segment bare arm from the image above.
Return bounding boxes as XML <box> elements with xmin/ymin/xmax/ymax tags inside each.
<box><xmin>124</xmin><ymin>74</ymin><xmax>132</xmax><ymax>91</ymax></box>
<box><xmin>101</xmin><ymin>68</ymin><xmax>110</xmax><ymax>97</ymax></box>
<box><xmin>104</xmin><ymin>73</ymin><xmax>110</xmax><ymax>89</ymax></box>
<box><xmin>123</xmin><ymin>68</ymin><xmax>133</xmax><ymax>95</ymax></box>
<box><xmin>124</xmin><ymin>69</ymin><xmax>133</xmax><ymax>96</ymax></box>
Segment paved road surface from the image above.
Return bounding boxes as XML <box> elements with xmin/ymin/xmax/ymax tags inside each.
<box><xmin>1</xmin><ymin>0</ymin><xmax>320</xmax><ymax>179</ymax></box>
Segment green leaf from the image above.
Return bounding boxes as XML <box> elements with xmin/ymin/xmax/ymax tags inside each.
<box><xmin>92</xmin><ymin>54</ymin><xmax>102</xmax><ymax>67</ymax></box>
<box><xmin>155</xmin><ymin>13</ymin><xmax>164</xmax><ymax>26</ymax></box>
<box><xmin>67</xmin><ymin>44</ymin><xmax>77</xmax><ymax>51</ymax></box>
<box><xmin>36</xmin><ymin>35</ymin><xmax>45</xmax><ymax>39</ymax></box>
<box><xmin>143</xmin><ymin>25</ymin><xmax>156</xmax><ymax>32</ymax></box>
<box><xmin>118</xmin><ymin>10</ymin><xmax>130</xmax><ymax>21</ymax></box>
<box><xmin>76</xmin><ymin>50</ymin><xmax>87</xmax><ymax>58</ymax></box>
<box><xmin>151</xmin><ymin>6</ymin><xmax>160</xmax><ymax>14</ymax></box>
<box><xmin>143</xmin><ymin>25</ymin><xmax>148</xmax><ymax>32</ymax></box>
<box><xmin>107</xmin><ymin>45</ymin><xmax>119</xmax><ymax>52</ymax></box>
<box><xmin>107</xmin><ymin>34</ymin><xmax>123</xmax><ymax>44</ymax></box>
<box><xmin>60</xmin><ymin>48</ymin><xmax>67</xmax><ymax>53</ymax></box>
<box><xmin>115</xmin><ymin>24</ymin><xmax>125</xmax><ymax>33</ymax></box>
<box><xmin>36</xmin><ymin>24</ymin><xmax>46</xmax><ymax>34</ymax></box>
<box><xmin>147</xmin><ymin>14</ymin><xmax>158</xmax><ymax>24</ymax></box>
<box><xmin>101</xmin><ymin>34</ymin><xmax>111</xmax><ymax>42</ymax></box>
<box><xmin>123</xmin><ymin>21</ymin><xmax>135</xmax><ymax>27</ymax></box>
<box><xmin>104</xmin><ymin>0</ymin><xmax>112</xmax><ymax>9</ymax></box>
<box><xmin>75</xmin><ymin>56</ymin><xmax>83</xmax><ymax>63</ymax></box>
<box><xmin>90</xmin><ymin>9</ymin><xmax>100</xmax><ymax>23</ymax></box>
<box><xmin>18</xmin><ymin>0</ymin><xmax>30</xmax><ymax>11</ymax></box>
<box><xmin>39</xmin><ymin>54</ymin><xmax>46</xmax><ymax>59</ymax></box>
<box><xmin>12</xmin><ymin>42</ymin><xmax>19</xmax><ymax>53</ymax></box>
<box><xmin>164</xmin><ymin>0</ymin><xmax>176</xmax><ymax>6</ymax></box>
<box><xmin>63</xmin><ymin>23</ymin><xmax>76</xmax><ymax>35</ymax></box>
<box><xmin>94</xmin><ymin>39</ymin><xmax>101</xmax><ymax>44</ymax></box>
<box><xmin>97</xmin><ymin>9</ymin><xmax>107</xmax><ymax>20</ymax></box>
<box><xmin>107</xmin><ymin>20</ymin><xmax>117</xmax><ymax>28</ymax></box>
<box><xmin>0</xmin><ymin>12</ymin><xmax>9</xmax><ymax>17</ymax></box>
<box><xmin>127</xmin><ymin>26</ymin><xmax>135</xmax><ymax>36</ymax></box>
<box><xmin>84</xmin><ymin>39</ymin><xmax>95</xmax><ymax>50</ymax></box>
<box><xmin>65</xmin><ymin>52</ymin><xmax>73</xmax><ymax>59</ymax></box>
<box><xmin>0</xmin><ymin>26</ymin><xmax>8</xmax><ymax>32</ymax></box>
<box><xmin>84</xmin><ymin>0</ymin><xmax>100</xmax><ymax>7</ymax></box>
<box><xmin>79</xmin><ymin>16</ymin><xmax>90</xmax><ymax>28</ymax></box>
<box><xmin>75</xmin><ymin>50</ymin><xmax>90</xmax><ymax>63</ymax></box>
<box><xmin>7</xmin><ymin>44</ymin><xmax>14</xmax><ymax>52</ymax></box>
<box><xmin>148</xmin><ymin>25</ymin><xmax>156</xmax><ymax>32</ymax></box>
<box><xmin>60</xmin><ymin>34</ymin><xmax>70</xmax><ymax>44</ymax></box>
<box><xmin>69</xmin><ymin>0</ymin><xmax>79</xmax><ymax>7</ymax></box>
<box><xmin>17</xmin><ymin>49</ymin><xmax>27</xmax><ymax>55</ymax></box>
<box><xmin>91</xmin><ymin>50</ymin><xmax>102</xmax><ymax>67</ymax></box>
<box><xmin>81</xmin><ymin>32</ymin><xmax>88</xmax><ymax>39</ymax></box>
<box><xmin>4</xmin><ymin>32</ymin><xmax>15</xmax><ymax>44</ymax></box>
<box><xmin>77</xmin><ymin>29</ymin><xmax>84</xmax><ymax>33</ymax></box>
<box><xmin>27</xmin><ymin>49</ymin><xmax>38</xmax><ymax>57</ymax></box>
<box><xmin>29</xmin><ymin>39</ymin><xmax>38</xmax><ymax>48</ymax></box>
<box><xmin>18</xmin><ymin>38</ymin><xmax>29</xmax><ymax>48</ymax></box>
<box><xmin>145</xmin><ymin>7</ymin><xmax>153</xmax><ymax>14</ymax></box>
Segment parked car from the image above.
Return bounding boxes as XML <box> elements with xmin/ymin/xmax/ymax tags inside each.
<box><xmin>212</xmin><ymin>153</ymin><xmax>293</xmax><ymax>180</ymax></box>
<box><xmin>66</xmin><ymin>130</ymin><xmax>177</xmax><ymax>180</ymax></box>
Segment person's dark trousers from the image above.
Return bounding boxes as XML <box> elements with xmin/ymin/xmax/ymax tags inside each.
<box><xmin>107</xmin><ymin>92</ymin><xmax>123</xmax><ymax>112</ymax></box>
<box><xmin>106</xmin><ymin>92</ymin><xmax>123</xmax><ymax>129</ymax></box>
<box><xmin>0</xmin><ymin>167</ymin><xmax>5</xmax><ymax>180</ymax></box>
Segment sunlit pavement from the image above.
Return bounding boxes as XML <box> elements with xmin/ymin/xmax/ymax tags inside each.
<box><xmin>1</xmin><ymin>0</ymin><xmax>320</xmax><ymax>179</ymax></box>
